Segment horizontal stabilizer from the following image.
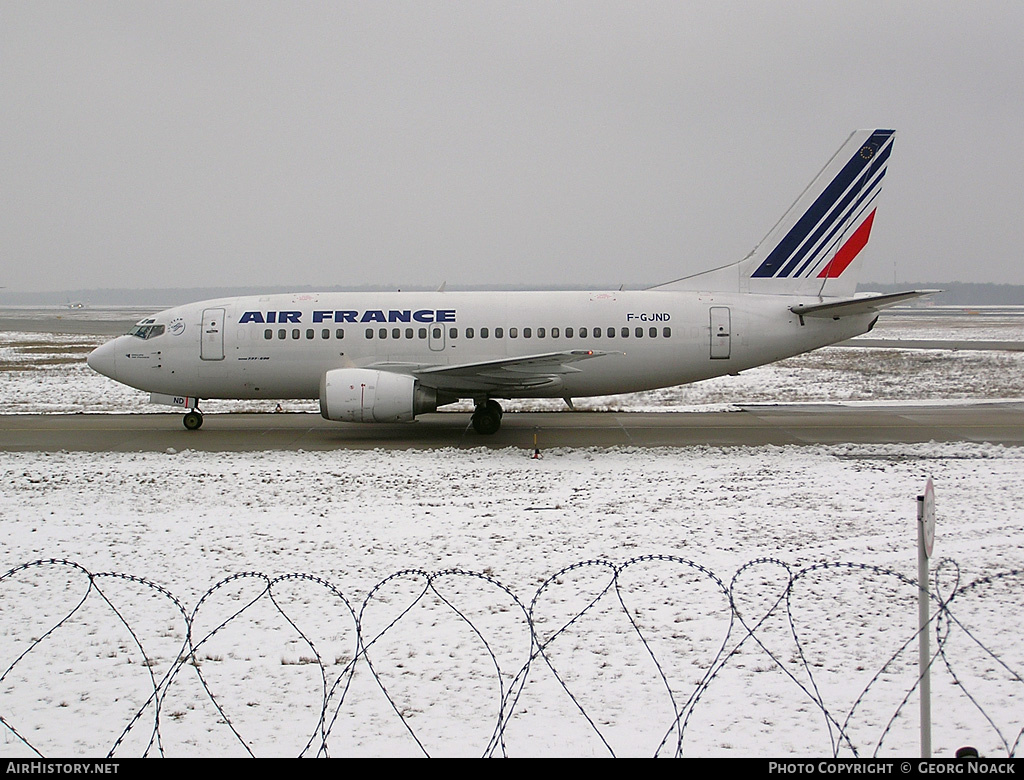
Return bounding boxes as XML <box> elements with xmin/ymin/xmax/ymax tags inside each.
<box><xmin>790</xmin><ymin>290</ymin><xmax>939</xmax><ymax>318</ymax></box>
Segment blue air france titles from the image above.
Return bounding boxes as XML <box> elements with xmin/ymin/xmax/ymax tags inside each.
<box><xmin>239</xmin><ymin>309</ymin><xmax>457</xmax><ymax>325</ymax></box>
<box><xmin>242</xmin><ymin>309</ymin><xmax>673</xmax><ymax>326</ymax></box>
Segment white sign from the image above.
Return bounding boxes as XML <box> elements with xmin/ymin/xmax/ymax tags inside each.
<box><xmin>920</xmin><ymin>478</ymin><xmax>936</xmax><ymax>558</ymax></box>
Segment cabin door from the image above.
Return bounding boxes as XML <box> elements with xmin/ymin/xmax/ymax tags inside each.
<box><xmin>428</xmin><ymin>323</ymin><xmax>446</xmax><ymax>352</ymax></box>
<box><xmin>200</xmin><ymin>308</ymin><xmax>225</xmax><ymax>361</ymax></box>
<box><xmin>709</xmin><ymin>306</ymin><xmax>731</xmax><ymax>359</ymax></box>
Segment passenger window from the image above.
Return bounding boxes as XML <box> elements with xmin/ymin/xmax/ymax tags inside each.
<box><xmin>523</xmin><ymin>327</ymin><xmax>531</xmax><ymax>338</ymax></box>
<box><xmin>321</xmin><ymin>329</ymin><xmax>330</xmax><ymax>339</ymax></box>
<box><xmin>265</xmin><ymin>329</ymin><xmax>272</xmax><ymax>340</ymax></box>
<box><xmin>418</xmin><ymin>328</ymin><xmax>427</xmax><ymax>339</ymax></box>
<box><xmin>663</xmin><ymin>327</ymin><xmax>672</xmax><ymax>338</ymax></box>
<box><xmin>621</xmin><ymin>327</ymin><xmax>629</xmax><ymax>338</ymax></box>
<box><xmin>405</xmin><ymin>328</ymin><xmax>413</xmax><ymax>339</ymax></box>
<box><xmin>537</xmin><ymin>327</ymin><xmax>545</xmax><ymax>338</ymax></box>
<box><xmin>449</xmin><ymin>327</ymin><xmax>457</xmax><ymax>339</ymax></box>
<box><xmin>635</xmin><ymin>327</ymin><xmax>643</xmax><ymax>338</ymax></box>
<box><xmin>649</xmin><ymin>327</ymin><xmax>657</xmax><ymax>338</ymax></box>
<box><xmin>379</xmin><ymin>328</ymin><xmax>388</xmax><ymax>339</ymax></box>
<box><xmin>509</xmin><ymin>328</ymin><xmax>518</xmax><ymax>338</ymax></box>
<box><xmin>432</xmin><ymin>327</ymin><xmax>442</xmax><ymax>339</ymax></box>
<box><xmin>481</xmin><ymin>327</ymin><xmax>489</xmax><ymax>338</ymax></box>
<box><xmin>392</xmin><ymin>328</ymin><xmax>400</xmax><ymax>339</ymax></box>
<box><xmin>466</xmin><ymin>327</ymin><xmax>474</xmax><ymax>338</ymax></box>
<box><xmin>336</xmin><ymin>328</ymin><xmax>345</xmax><ymax>339</ymax></box>
<box><xmin>495</xmin><ymin>327</ymin><xmax>504</xmax><ymax>338</ymax></box>
<box><xmin>292</xmin><ymin>329</ymin><xmax>300</xmax><ymax>339</ymax></box>
<box><xmin>550</xmin><ymin>327</ymin><xmax>558</xmax><ymax>338</ymax></box>
<box><xmin>607</xmin><ymin>327</ymin><xmax>615</xmax><ymax>338</ymax></box>
<box><xmin>278</xmin><ymin>329</ymin><xmax>286</xmax><ymax>339</ymax></box>
<box><xmin>365</xmin><ymin>328</ymin><xmax>373</xmax><ymax>339</ymax></box>
<box><xmin>306</xmin><ymin>329</ymin><xmax>314</xmax><ymax>339</ymax></box>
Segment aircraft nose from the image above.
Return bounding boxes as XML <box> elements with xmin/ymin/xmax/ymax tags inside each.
<box><xmin>86</xmin><ymin>340</ymin><xmax>118</xmax><ymax>379</ymax></box>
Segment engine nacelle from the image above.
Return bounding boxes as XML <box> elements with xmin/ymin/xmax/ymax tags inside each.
<box><xmin>319</xmin><ymin>368</ymin><xmax>437</xmax><ymax>423</ymax></box>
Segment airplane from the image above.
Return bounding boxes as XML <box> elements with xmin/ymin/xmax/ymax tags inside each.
<box><xmin>87</xmin><ymin>128</ymin><xmax>932</xmax><ymax>434</ymax></box>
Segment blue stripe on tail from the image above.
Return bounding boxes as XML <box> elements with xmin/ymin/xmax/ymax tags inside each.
<box><xmin>752</xmin><ymin>130</ymin><xmax>894</xmax><ymax>279</ymax></box>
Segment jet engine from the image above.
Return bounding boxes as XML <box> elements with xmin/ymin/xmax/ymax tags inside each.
<box><xmin>319</xmin><ymin>368</ymin><xmax>438</xmax><ymax>423</ymax></box>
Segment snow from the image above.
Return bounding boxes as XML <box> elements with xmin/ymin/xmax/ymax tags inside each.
<box><xmin>1</xmin><ymin>308</ymin><xmax>1022</xmax><ymax>757</ymax></box>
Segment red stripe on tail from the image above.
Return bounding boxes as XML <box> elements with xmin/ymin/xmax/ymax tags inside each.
<box><xmin>818</xmin><ymin>209</ymin><xmax>876</xmax><ymax>278</ymax></box>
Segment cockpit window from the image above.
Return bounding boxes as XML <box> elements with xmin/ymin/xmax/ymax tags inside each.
<box><xmin>128</xmin><ymin>324</ymin><xmax>165</xmax><ymax>340</ymax></box>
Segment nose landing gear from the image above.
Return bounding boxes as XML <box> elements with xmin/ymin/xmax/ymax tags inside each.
<box><xmin>182</xmin><ymin>407</ymin><xmax>204</xmax><ymax>430</ymax></box>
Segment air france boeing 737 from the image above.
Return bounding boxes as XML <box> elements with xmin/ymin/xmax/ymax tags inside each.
<box><xmin>88</xmin><ymin>129</ymin><xmax>930</xmax><ymax>434</ymax></box>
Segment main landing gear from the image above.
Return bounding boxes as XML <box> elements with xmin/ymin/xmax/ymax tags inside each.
<box><xmin>471</xmin><ymin>399</ymin><xmax>503</xmax><ymax>435</ymax></box>
<box><xmin>182</xmin><ymin>407</ymin><xmax>204</xmax><ymax>431</ymax></box>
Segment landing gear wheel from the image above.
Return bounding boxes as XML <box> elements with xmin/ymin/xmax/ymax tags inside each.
<box><xmin>471</xmin><ymin>400</ymin><xmax>503</xmax><ymax>435</ymax></box>
<box><xmin>471</xmin><ymin>410</ymin><xmax>501</xmax><ymax>435</ymax></box>
<box><xmin>183</xmin><ymin>410</ymin><xmax>204</xmax><ymax>430</ymax></box>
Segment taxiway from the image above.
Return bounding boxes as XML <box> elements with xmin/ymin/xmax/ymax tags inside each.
<box><xmin>2</xmin><ymin>402</ymin><xmax>1022</xmax><ymax>451</ymax></box>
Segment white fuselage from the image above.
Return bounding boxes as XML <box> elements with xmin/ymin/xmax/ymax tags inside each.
<box><xmin>87</xmin><ymin>289</ymin><xmax>876</xmax><ymax>403</ymax></box>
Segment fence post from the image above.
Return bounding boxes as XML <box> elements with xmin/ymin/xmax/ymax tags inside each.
<box><xmin>917</xmin><ymin>478</ymin><xmax>936</xmax><ymax>759</ymax></box>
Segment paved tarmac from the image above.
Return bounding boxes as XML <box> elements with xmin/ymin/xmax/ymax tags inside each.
<box><xmin>0</xmin><ymin>310</ymin><xmax>150</xmax><ymax>336</ymax></box>
<box><xmin>840</xmin><ymin>338</ymin><xmax>1024</xmax><ymax>351</ymax></box>
<box><xmin>2</xmin><ymin>402</ymin><xmax>1022</xmax><ymax>452</ymax></box>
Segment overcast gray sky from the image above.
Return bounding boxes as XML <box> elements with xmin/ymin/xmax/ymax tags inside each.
<box><xmin>3</xmin><ymin>1</ymin><xmax>1023</xmax><ymax>292</ymax></box>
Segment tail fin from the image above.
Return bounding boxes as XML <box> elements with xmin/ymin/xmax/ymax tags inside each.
<box><xmin>653</xmin><ymin>129</ymin><xmax>894</xmax><ymax>298</ymax></box>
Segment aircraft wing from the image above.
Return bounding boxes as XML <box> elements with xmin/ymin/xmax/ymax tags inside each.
<box><xmin>790</xmin><ymin>290</ymin><xmax>939</xmax><ymax>318</ymax></box>
<box><xmin>400</xmin><ymin>349</ymin><xmax>619</xmax><ymax>392</ymax></box>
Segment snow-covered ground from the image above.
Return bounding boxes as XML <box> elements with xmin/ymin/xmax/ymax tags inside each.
<box><xmin>0</xmin><ymin>308</ymin><xmax>1022</xmax><ymax>758</ymax></box>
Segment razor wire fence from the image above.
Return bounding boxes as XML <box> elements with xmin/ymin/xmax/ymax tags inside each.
<box><xmin>0</xmin><ymin>556</ymin><xmax>1021</xmax><ymax>758</ymax></box>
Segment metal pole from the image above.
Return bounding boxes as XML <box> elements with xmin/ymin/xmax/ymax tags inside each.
<box><xmin>917</xmin><ymin>493</ymin><xmax>932</xmax><ymax>759</ymax></box>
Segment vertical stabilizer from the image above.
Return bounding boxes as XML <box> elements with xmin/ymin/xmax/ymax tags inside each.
<box><xmin>653</xmin><ymin>129</ymin><xmax>894</xmax><ymax>298</ymax></box>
